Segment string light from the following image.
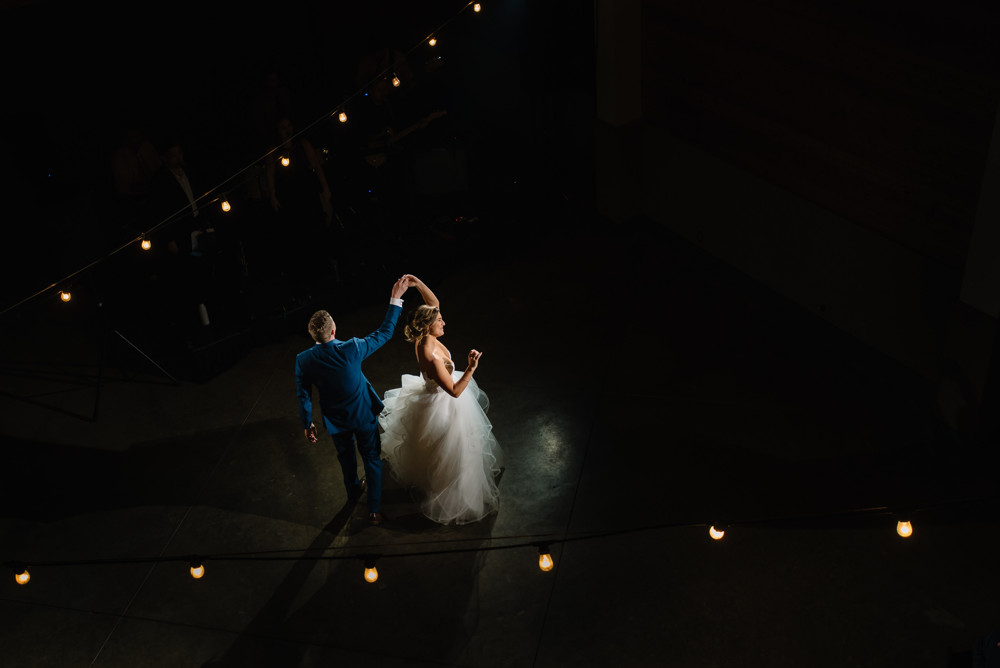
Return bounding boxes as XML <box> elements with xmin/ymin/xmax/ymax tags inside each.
<box><xmin>13</xmin><ymin>566</ymin><xmax>30</xmax><ymax>586</ymax></box>
<box><xmin>363</xmin><ymin>557</ymin><xmax>379</xmax><ymax>583</ymax></box>
<box><xmin>896</xmin><ymin>520</ymin><xmax>913</xmax><ymax>538</ymax></box>
<box><xmin>140</xmin><ymin>237</ymin><xmax>151</xmax><ymax>251</ymax></box>
<box><xmin>280</xmin><ymin>156</ymin><xmax>290</xmax><ymax>167</ymax></box>
<box><xmin>189</xmin><ymin>561</ymin><xmax>205</xmax><ymax>579</ymax></box>
<box><xmin>338</xmin><ymin>111</ymin><xmax>348</xmax><ymax>123</ymax></box>
<box><xmin>392</xmin><ymin>75</ymin><xmax>401</xmax><ymax>88</ymax></box>
<box><xmin>428</xmin><ymin>37</ymin><xmax>437</xmax><ymax>46</ymax></box>
<box><xmin>537</xmin><ymin>545</ymin><xmax>554</xmax><ymax>572</ymax></box>
<box><xmin>221</xmin><ymin>198</ymin><xmax>231</xmax><ymax>213</ymax></box>
<box><xmin>59</xmin><ymin>290</ymin><xmax>71</xmax><ymax>303</ymax></box>
<box><xmin>473</xmin><ymin>3</ymin><xmax>482</xmax><ymax>12</ymax></box>
<box><xmin>709</xmin><ymin>525</ymin><xmax>726</xmax><ymax>540</ymax></box>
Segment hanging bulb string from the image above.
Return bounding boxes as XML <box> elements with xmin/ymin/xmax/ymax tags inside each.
<box><xmin>0</xmin><ymin>1</ymin><xmax>482</xmax><ymax>319</ymax></box>
<box><xmin>146</xmin><ymin>0</ymin><xmax>485</xmax><ymax>220</ymax></box>
<box><xmin>285</xmin><ymin>0</ymin><xmax>478</xmax><ymax>148</ymax></box>
<box><xmin>0</xmin><ymin>167</ymin><xmax>259</xmax><ymax>318</ymax></box>
<box><xmin>7</xmin><ymin>494</ymin><xmax>997</xmax><ymax>576</ymax></box>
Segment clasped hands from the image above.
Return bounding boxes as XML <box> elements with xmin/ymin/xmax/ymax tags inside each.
<box><xmin>391</xmin><ymin>273</ymin><xmax>422</xmax><ymax>299</ymax></box>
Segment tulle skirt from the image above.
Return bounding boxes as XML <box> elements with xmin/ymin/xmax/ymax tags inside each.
<box><xmin>379</xmin><ymin>372</ymin><xmax>503</xmax><ymax>525</ymax></box>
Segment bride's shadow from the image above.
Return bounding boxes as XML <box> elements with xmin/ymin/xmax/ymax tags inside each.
<box><xmin>369</xmin><ymin>465</ymin><xmax>504</xmax><ymax>536</ymax></box>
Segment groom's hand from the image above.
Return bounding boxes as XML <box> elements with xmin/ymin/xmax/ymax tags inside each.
<box><xmin>304</xmin><ymin>424</ymin><xmax>318</xmax><ymax>443</ymax></box>
<box><xmin>390</xmin><ymin>276</ymin><xmax>408</xmax><ymax>300</ymax></box>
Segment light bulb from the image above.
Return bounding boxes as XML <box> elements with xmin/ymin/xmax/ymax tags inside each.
<box><xmin>709</xmin><ymin>526</ymin><xmax>725</xmax><ymax>540</ymax></box>
<box><xmin>189</xmin><ymin>563</ymin><xmax>205</xmax><ymax>579</ymax></box>
<box><xmin>392</xmin><ymin>75</ymin><xmax>400</xmax><ymax>88</ymax></box>
<box><xmin>14</xmin><ymin>569</ymin><xmax>30</xmax><ymax>586</ymax></box>
<box><xmin>280</xmin><ymin>156</ymin><xmax>290</xmax><ymax>167</ymax></box>
<box><xmin>473</xmin><ymin>3</ymin><xmax>482</xmax><ymax>12</ymax></box>
<box><xmin>428</xmin><ymin>37</ymin><xmax>437</xmax><ymax>46</ymax></box>
<box><xmin>896</xmin><ymin>520</ymin><xmax>913</xmax><ymax>538</ymax></box>
<box><xmin>141</xmin><ymin>238</ymin><xmax>151</xmax><ymax>250</ymax></box>
<box><xmin>363</xmin><ymin>557</ymin><xmax>379</xmax><ymax>583</ymax></box>
<box><xmin>221</xmin><ymin>199</ymin><xmax>231</xmax><ymax>213</ymax></box>
<box><xmin>338</xmin><ymin>111</ymin><xmax>348</xmax><ymax>123</ymax></box>
<box><xmin>537</xmin><ymin>545</ymin><xmax>554</xmax><ymax>572</ymax></box>
<box><xmin>59</xmin><ymin>290</ymin><xmax>71</xmax><ymax>302</ymax></box>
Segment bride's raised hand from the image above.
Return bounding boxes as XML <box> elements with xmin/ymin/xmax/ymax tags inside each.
<box><xmin>468</xmin><ymin>349</ymin><xmax>483</xmax><ymax>370</ymax></box>
<box><xmin>402</xmin><ymin>274</ymin><xmax>426</xmax><ymax>290</ymax></box>
<box><xmin>405</xmin><ymin>275</ymin><xmax>440</xmax><ymax>307</ymax></box>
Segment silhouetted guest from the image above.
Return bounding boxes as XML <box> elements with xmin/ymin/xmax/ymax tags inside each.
<box><xmin>266</xmin><ymin>118</ymin><xmax>331</xmax><ymax>216</ymax></box>
<box><xmin>354</xmin><ymin>33</ymin><xmax>416</xmax><ymax>173</ymax></box>
<box><xmin>251</xmin><ymin>69</ymin><xmax>293</xmax><ymax>152</ymax></box>
<box><xmin>356</xmin><ymin>32</ymin><xmax>413</xmax><ymax>103</ymax></box>
<box><xmin>151</xmin><ymin>140</ymin><xmax>212</xmax><ymax>255</ymax></box>
<box><xmin>265</xmin><ymin>118</ymin><xmax>332</xmax><ymax>291</ymax></box>
<box><xmin>353</xmin><ymin>37</ymin><xmax>427</xmax><ymax>233</ymax></box>
<box><xmin>110</xmin><ymin>124</ymin><xmax>161</xmax><ymax>234</ymax></box>
<box><xmin>148</xmin><ymin>139</ymin><xmax>216</xmax><ymax>334</ymax></box>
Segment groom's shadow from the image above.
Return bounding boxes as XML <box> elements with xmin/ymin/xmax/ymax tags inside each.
<box><xmin>200</xmin><ymin>499</ymin><xmax>362</xmax><ymax>667</ymax></box>
<box><xmin>278</xmin><ymin>507</ymin><xmax>501</xmax><ymax>664</ymax></box>
<box><xmin>202</xmin><ymin>470</ymin><xmax>504</xmax><ymax>666</ymax></box>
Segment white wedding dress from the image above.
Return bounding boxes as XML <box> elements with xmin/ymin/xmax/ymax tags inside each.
<box><xmin>379</xmin><ymin>358</ymin><xmax>503</xmax><ymax>524</ymax></box>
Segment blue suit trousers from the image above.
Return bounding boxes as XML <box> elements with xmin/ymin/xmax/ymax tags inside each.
<box><xmin>331</xmin><ymin>421</ymin><xmax>382</xmax><ymax>514</ymax></box>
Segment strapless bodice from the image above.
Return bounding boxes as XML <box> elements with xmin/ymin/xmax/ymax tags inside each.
<box><xmin>421</xmin><ymin>358</ymin><xmax>454</xmax><ymax>390</ymax></box>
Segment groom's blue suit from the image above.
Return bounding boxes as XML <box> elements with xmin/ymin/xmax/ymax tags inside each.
<box><xmin>295</xmin><ymin>302</ymin><xmax>402</xmax><ymax>514</ymax></box>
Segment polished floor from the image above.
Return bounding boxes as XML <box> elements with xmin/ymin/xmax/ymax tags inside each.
<box><xmin>1</xmin><ymin>199</ymin><xmax>998</xmax><ymax>667</ymax></box>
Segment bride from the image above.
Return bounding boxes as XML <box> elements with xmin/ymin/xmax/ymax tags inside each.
<box><xmin>378</xmin><ymin>275</ymin><xmax>503</xmax><ymax>524</ymax></box>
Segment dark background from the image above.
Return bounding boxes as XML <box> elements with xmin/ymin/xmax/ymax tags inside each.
<box><xmin>0</xmin><ymin>0</ymin><xmax>596</xmax><ymax>317</ymax></box>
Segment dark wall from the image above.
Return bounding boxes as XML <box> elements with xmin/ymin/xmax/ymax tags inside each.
<box><xmin>642</xmin><ymin>0</ymin><xmax>1000</xmax><ymax>268</ymax></box>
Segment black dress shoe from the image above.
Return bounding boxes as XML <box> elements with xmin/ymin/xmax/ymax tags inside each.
<box><xmin>369</xmin><ymin>512</ymin><xmax>384</xmax><ymax>526</ymax></box>
<box><xmin>348</xmin><ymin>478</ymin><xmax>367</xmax><ymax>501</ymax></box>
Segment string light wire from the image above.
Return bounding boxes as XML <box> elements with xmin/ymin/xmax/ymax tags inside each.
<box><xmin>0</xmin><ymin>491</ymin><xmax>993</xmax><ymax>642</ymax></box>
<box><xmin>8</xmin><ymin>497</ymin><xmax>994</xmax><ymax>588</ymax></box>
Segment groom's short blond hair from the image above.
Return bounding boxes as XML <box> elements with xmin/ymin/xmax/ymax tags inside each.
<box><xmin>308</xmin><ymin>310</ymin><xmax>334</xmax><ymax>343</ymax></box>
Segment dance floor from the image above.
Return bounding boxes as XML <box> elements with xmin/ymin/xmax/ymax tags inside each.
<box><xmin>1</xmin><ymin>204</ymin><xmax>997</xmax><ymax>667</ymax></box>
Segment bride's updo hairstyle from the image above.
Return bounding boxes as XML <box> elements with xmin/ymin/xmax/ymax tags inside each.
<box><xmin>404</xmin><ymin>305</ymin><xmax>440</xmax><ymax>342</ymax></box>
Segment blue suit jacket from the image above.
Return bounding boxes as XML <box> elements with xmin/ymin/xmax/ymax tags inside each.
<box><xmin>295</xmin><ymin>303</ymin><xmax>402</xmax><ymax>434</ymax></box>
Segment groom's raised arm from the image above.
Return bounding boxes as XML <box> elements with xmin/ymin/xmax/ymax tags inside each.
<box><xmin>357</xmin><ymin>277</ymin><xmax>408</xmax><ymax>360</ymax></box>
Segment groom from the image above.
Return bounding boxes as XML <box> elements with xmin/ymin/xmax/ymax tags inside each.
<box><xmin>295</xmin><ymin>276</ymin><xmax>409</xmax><ymax>525</ymax></box>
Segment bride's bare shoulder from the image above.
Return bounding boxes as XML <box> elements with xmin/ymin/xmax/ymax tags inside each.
<box><xmin>416</xmin><ymin>337</ymin><xmax>449</xmax><ymax>364</ymax></box>
<box><xmin>436</xmin><ymin>341</ymin><xmax>451</xmax><ymax>361</ymax></box>
<box><xmin>416</xmin><ymin>336</ymin><xmax>436</xmax><ymax>361</ymax></box>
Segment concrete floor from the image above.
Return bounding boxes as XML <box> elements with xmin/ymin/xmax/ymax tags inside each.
<box><xmin>1</xmin><ymin>207</ymin><xmax>998</xmax><ymax>667</ymax></box>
